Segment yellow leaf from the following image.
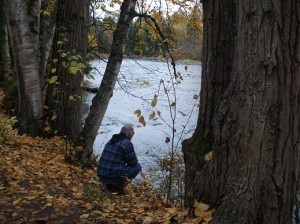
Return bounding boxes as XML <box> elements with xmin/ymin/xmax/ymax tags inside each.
<box><xmin>151</xmin><ymin>94</ymin><xmax>158</xmax><ymax>107</ymax></box>
<box><xmin>46</xmin><ymin>196</ymin><xmax>53</xmax><ymax>203</ymax></box>
<box><xmin>139</xmin><ymin>202</ymin><xmax>146</xmax><ymax>208</ymax></box>
<box><xmin>204</xmin><ymin>151</ymin><xmax>213</xmax><ymax>162</ymax></box>
<box><xmin>204</xmin><ymin>216</ymin><xmax>213</xmax><ymax>222</ymax></box>
<box><xmin>143</xmin><ymin>80</ymin><xmax>150</xmax><ymax>86</ymax></box>
<box><xmin>82</xmin><ymin>202</ymin><xmax>93</xmax><ymax>209</ymax></box>
<box><xmin>203</xmin><ymin>210</ymin><xmax>214</xmax><ymax>219</ymax></box>
<box><xmin>165</xmin><ymin>207</ymin><xmax>177</xmax><ymax>214</ymax></box>
<box><xmin>193</xmin><ymin>94</ymin><xmax>199</xmax><ymax>99</ymax></box>
<box><xmin>69</xmin><ymin>66</ymin><xmax>79</xmax><ymax>75</ymax></box>
<box><xmin>196</xmin><ymin>201</ymin><xmax>210</xmax><ymax>212</ymax></box>
<box><xmin>43</xmin><ymin>11</ymin><xmax>51</xmax><ymax>17</ymax></box>
<box><xmin>44</xmin><ymin>203</ymin><xmax>52</xmax><ymax>208</ymax></box>
<box><xmin>137</xmin><ymin>207</ymin><xmax>144</xmax><ymax>213</ymax></box>
<box><xmin>192</xmin><ymin>217</ymin><xmax>203</xmax><ymax>223</ymax></box>
<box><xmin>143</xmin><ymin>216</ymin><xmax>153</xmax><ymax>222</ymax></box>
<box><xmin>134</xmin><ymin>109</ymin><xmax>141</xmax><ymax>117</ymax></box>
<box><xmin>139</xmin><ymin>116</ymin><xmax>146</xmax><ymax>126</ymax></box>
<box><xmin>80</xmin><ymin>214</ymin><xmax>89</xmax><ymax>219</ymax></box>
<box><xmin>101</xmin><ymin>212</ymin><xmax>110</xmax><ymax>217</ymax></box>
<box><xmin>149</xmin><ymin>111</ymin><xmax>156</xmax><ymax>120</ymax></box>
<box><xmin>58</xmin><ymin>197</ymin><xmax>69</xmax><ymax>205</ymax></box>
<box><xmin>25</xmin><ymin>196</ymin><xmax>36</xmax><ymax>200</ymax></box>
<box><xmin>177</xmin><ymin>209</ymin><xmax>188</xmax><ymax>218</ymax></box>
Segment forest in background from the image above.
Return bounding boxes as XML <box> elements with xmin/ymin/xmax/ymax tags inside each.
<box><xmin>91</xmin><ymin>6</ymin><xmax>202</xmax><ymax>60</ymax></box>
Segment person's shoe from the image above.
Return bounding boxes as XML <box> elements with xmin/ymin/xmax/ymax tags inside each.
<box><xmin>106</xmin><ymin>184</ymin><xmax>125</xmax><ymax>195</ymax></box>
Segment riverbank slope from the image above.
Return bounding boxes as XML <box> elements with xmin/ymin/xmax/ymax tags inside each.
<box><xmin>0</xmin><ymin>90</ymin><xmax>212</xmax><ymax>223</ymax></box>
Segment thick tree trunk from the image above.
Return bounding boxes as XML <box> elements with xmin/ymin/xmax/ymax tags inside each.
<box><xmin>183</xmin><ymin>0</ymin><xmax>236</xmax><ymax>208</ymax></box>
<box><xmin>46</xmin><ymin>0</ymin><xmax>88</xmax><ymax>142</ymax></box>
<box><xmin>5</xmin><ymin>0</ymin><xmax>45</xmax><ymax>135</ymax></box>
<box><xmin>183</xmin><ymin>0</ymin><xmax>300</xmax><ymax>223</ymax></box>
<box><xmin>80</xmin><ymin>0</ymin><xmax>137</xmax><ymax>158</ymax></box>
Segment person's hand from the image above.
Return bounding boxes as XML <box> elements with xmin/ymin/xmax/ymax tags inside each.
<box><xmin>140</xmin><ymin>172</ymin><xmax>148</xmax><ymax>181</ymax></box>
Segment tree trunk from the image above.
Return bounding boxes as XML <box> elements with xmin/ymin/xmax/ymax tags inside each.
<box><xmin>80</xmin><ymin>0</ymin><xmax>137</xmax><ymax>158</ymax></box>
<box><xmin>5</xmin><ymin>0</ymin><xmax>45</xmax><ymax>135</ymax></box>
<box><xmin>0</xmin><ymin>0</ymin><xmax>11</xmax><ymax>80</ymax></box>
<box><xmin>46</xmin><ymin>0</ymin><xmax>88</xmax><ymax>142</ymax></box>
<box><xmin>183</xmin><ymin>0</ymin><xmax>300</xmax><ymax>223</ymax></box>
<box><xmin>38</xmin><ymin>0</ymin><xmax>57</xmax><ymax>87</ymax></box>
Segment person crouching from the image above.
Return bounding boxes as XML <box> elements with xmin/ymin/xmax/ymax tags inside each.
<box><xmin>97</xmin><ymin>124</ymin><xmax>142</xmax><ymax>194</ymax></box>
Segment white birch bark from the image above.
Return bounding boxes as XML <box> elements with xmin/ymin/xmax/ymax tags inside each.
<box><xmin>6</xmin><ymin>0</ymin><xmax>44</xmax><ymax>134</ymax></box>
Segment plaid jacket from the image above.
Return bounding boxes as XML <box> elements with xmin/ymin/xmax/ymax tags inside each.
<box><xmin>97</xmin><ymin>133</ymin><xmax>138</xmax><ymax>184</ymax></box>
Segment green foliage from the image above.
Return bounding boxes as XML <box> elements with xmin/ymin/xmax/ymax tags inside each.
<box><xmin>48</xmin><ymin>34</ymin><xmax>92</xmax><ymax>94</ymax></box>
<box><xmin>92</xmin><ymin>5</ymin><xmax>203</xmax><ymax>60</ymax></box>
<box><xmin>92</xmin><ymin>16</ymin><xmax>116</xmax><ymax>54</ymax></box>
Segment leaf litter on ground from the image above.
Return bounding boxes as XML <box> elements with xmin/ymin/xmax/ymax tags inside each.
<box><xmin>0</xmin><ymin>91</ymin><xmax>214</xmax><ymax>223</ymax></box>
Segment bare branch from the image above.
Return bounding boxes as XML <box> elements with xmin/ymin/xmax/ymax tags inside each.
<box><xmin>128</xmin><ymin>11</ymin><xmax>178</xmax><ymax>79</ymax></box>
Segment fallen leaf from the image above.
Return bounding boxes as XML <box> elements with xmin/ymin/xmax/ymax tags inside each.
<box><xmin>80</xmin><ymin>214</ymin><xmax>89</xmax><ymax>219</ymax></box>
<box><xmin>101</xmin><ymin>212</ymin><xmax>110</xmax><ymax>217</ymax></box>
<box><xmin>204</xmin><ymin>151</ymin><xmax>213</xmax><ymax>162</ymax></box>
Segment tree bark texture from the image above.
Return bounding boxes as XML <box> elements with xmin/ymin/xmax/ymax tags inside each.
<box><xmin>5</xmin><ymin>0</ymin><xmax>45</xmax><ymax>135</ymax></box>
<box><xmin>38</xmin><ymin>0</ymin><xmax>57</xmax><ymax>87</ymax></box>
<box><xmin>0</xmin><ymin>0</ymin><xmax>11</xmax><ymax>79</ymax></box>
<box><xmin>80</xmin><ymin>0</ymin><xmax>137</xmax><ymax>158</ymax></box>
<box><xmin>46</xmin><ymin>0</ymin><xmax>88</xmax><ymax>142</ymax></box>
<box><xmin>183</xmin><ymin>0</ymin><xmax>300</xmax><ymax>223</ymax></box>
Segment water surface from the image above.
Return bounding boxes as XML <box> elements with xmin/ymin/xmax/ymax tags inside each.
<box><xmin>83</xmin><ymin>58</ymin><xmax>201</xmax><ymax>171</ymax></box>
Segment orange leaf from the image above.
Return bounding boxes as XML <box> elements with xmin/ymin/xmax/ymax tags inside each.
<box><xmin>204</xmin><ymin>151</ymin><xmax>213</xmax><ymax>162</ymax></box>
<box><xmin>149</xmin><ymin>111</ymin><xmax>156</xmax><ymax>120</ymax></box>
<box><xmin>134</xmin><ymin>109</ymin><xmax>141</xmax><ymax>117</ymax></box>
<box><xmin>151</xmin><ymin>94</ymin><xmax>158</xmax><ymax>107</ymax></box>
<box><xmin>193</xmin><ymin>94</ymin><xmax>199</xmax><ymax>99</ymax></box>
<box><xmin>139</xmin><ymin>116</ymin><xmax>146</xmax><ymax>126</ymax></box>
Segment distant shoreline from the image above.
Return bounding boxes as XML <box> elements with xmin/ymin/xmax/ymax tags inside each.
<box><xmin>94</xmin><ymin>54</ymin><xmax>201</xmax><ymax>65</ymax></box>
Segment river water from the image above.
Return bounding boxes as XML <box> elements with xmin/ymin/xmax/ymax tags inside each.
<box><xmin>83</xmin><ymin>58</ymin><xmax>201</xmax><ymax>171</ymax></box>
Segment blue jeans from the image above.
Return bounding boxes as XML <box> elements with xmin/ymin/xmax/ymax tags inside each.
<box><xmin>122</xmin><ymin>163</ymin><xmax>142</xmax><ymax>180</ymax></box>
<box><xmin>100</xmin><ymin>163</ymin><xmax>142</xmax><ymax>189</ymax></box>
<box><xmin>117</xmin><ymin>163</ymin><xmax>142</xmax><ymax>188</ymax></box>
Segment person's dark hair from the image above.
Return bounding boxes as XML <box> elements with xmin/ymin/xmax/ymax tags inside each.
<box><xmin>120</xmin><ymin>124</ymin><xmax>134</xmax><ymax>137</ymax></box>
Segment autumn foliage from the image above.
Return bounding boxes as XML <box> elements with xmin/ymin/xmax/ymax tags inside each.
<box><xmin>0</xmin><ymin>91</ymin><xmax>213</xmax><ymax>223</ymax></box>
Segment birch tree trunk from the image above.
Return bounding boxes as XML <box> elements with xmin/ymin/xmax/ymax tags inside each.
<box><xmin>5</xmin><ymin>0</ymin><xmax>45</xmax><ymax>135</ymax></box>
<box><xmin>183</xmin><ymin>0</ymin><xmax>300</xmax><ymax>223</ymax></box>
<box><xmin>80</xmin><ymin>0</ymin><xmax>137</xmax><ymax>158</ymax></box>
